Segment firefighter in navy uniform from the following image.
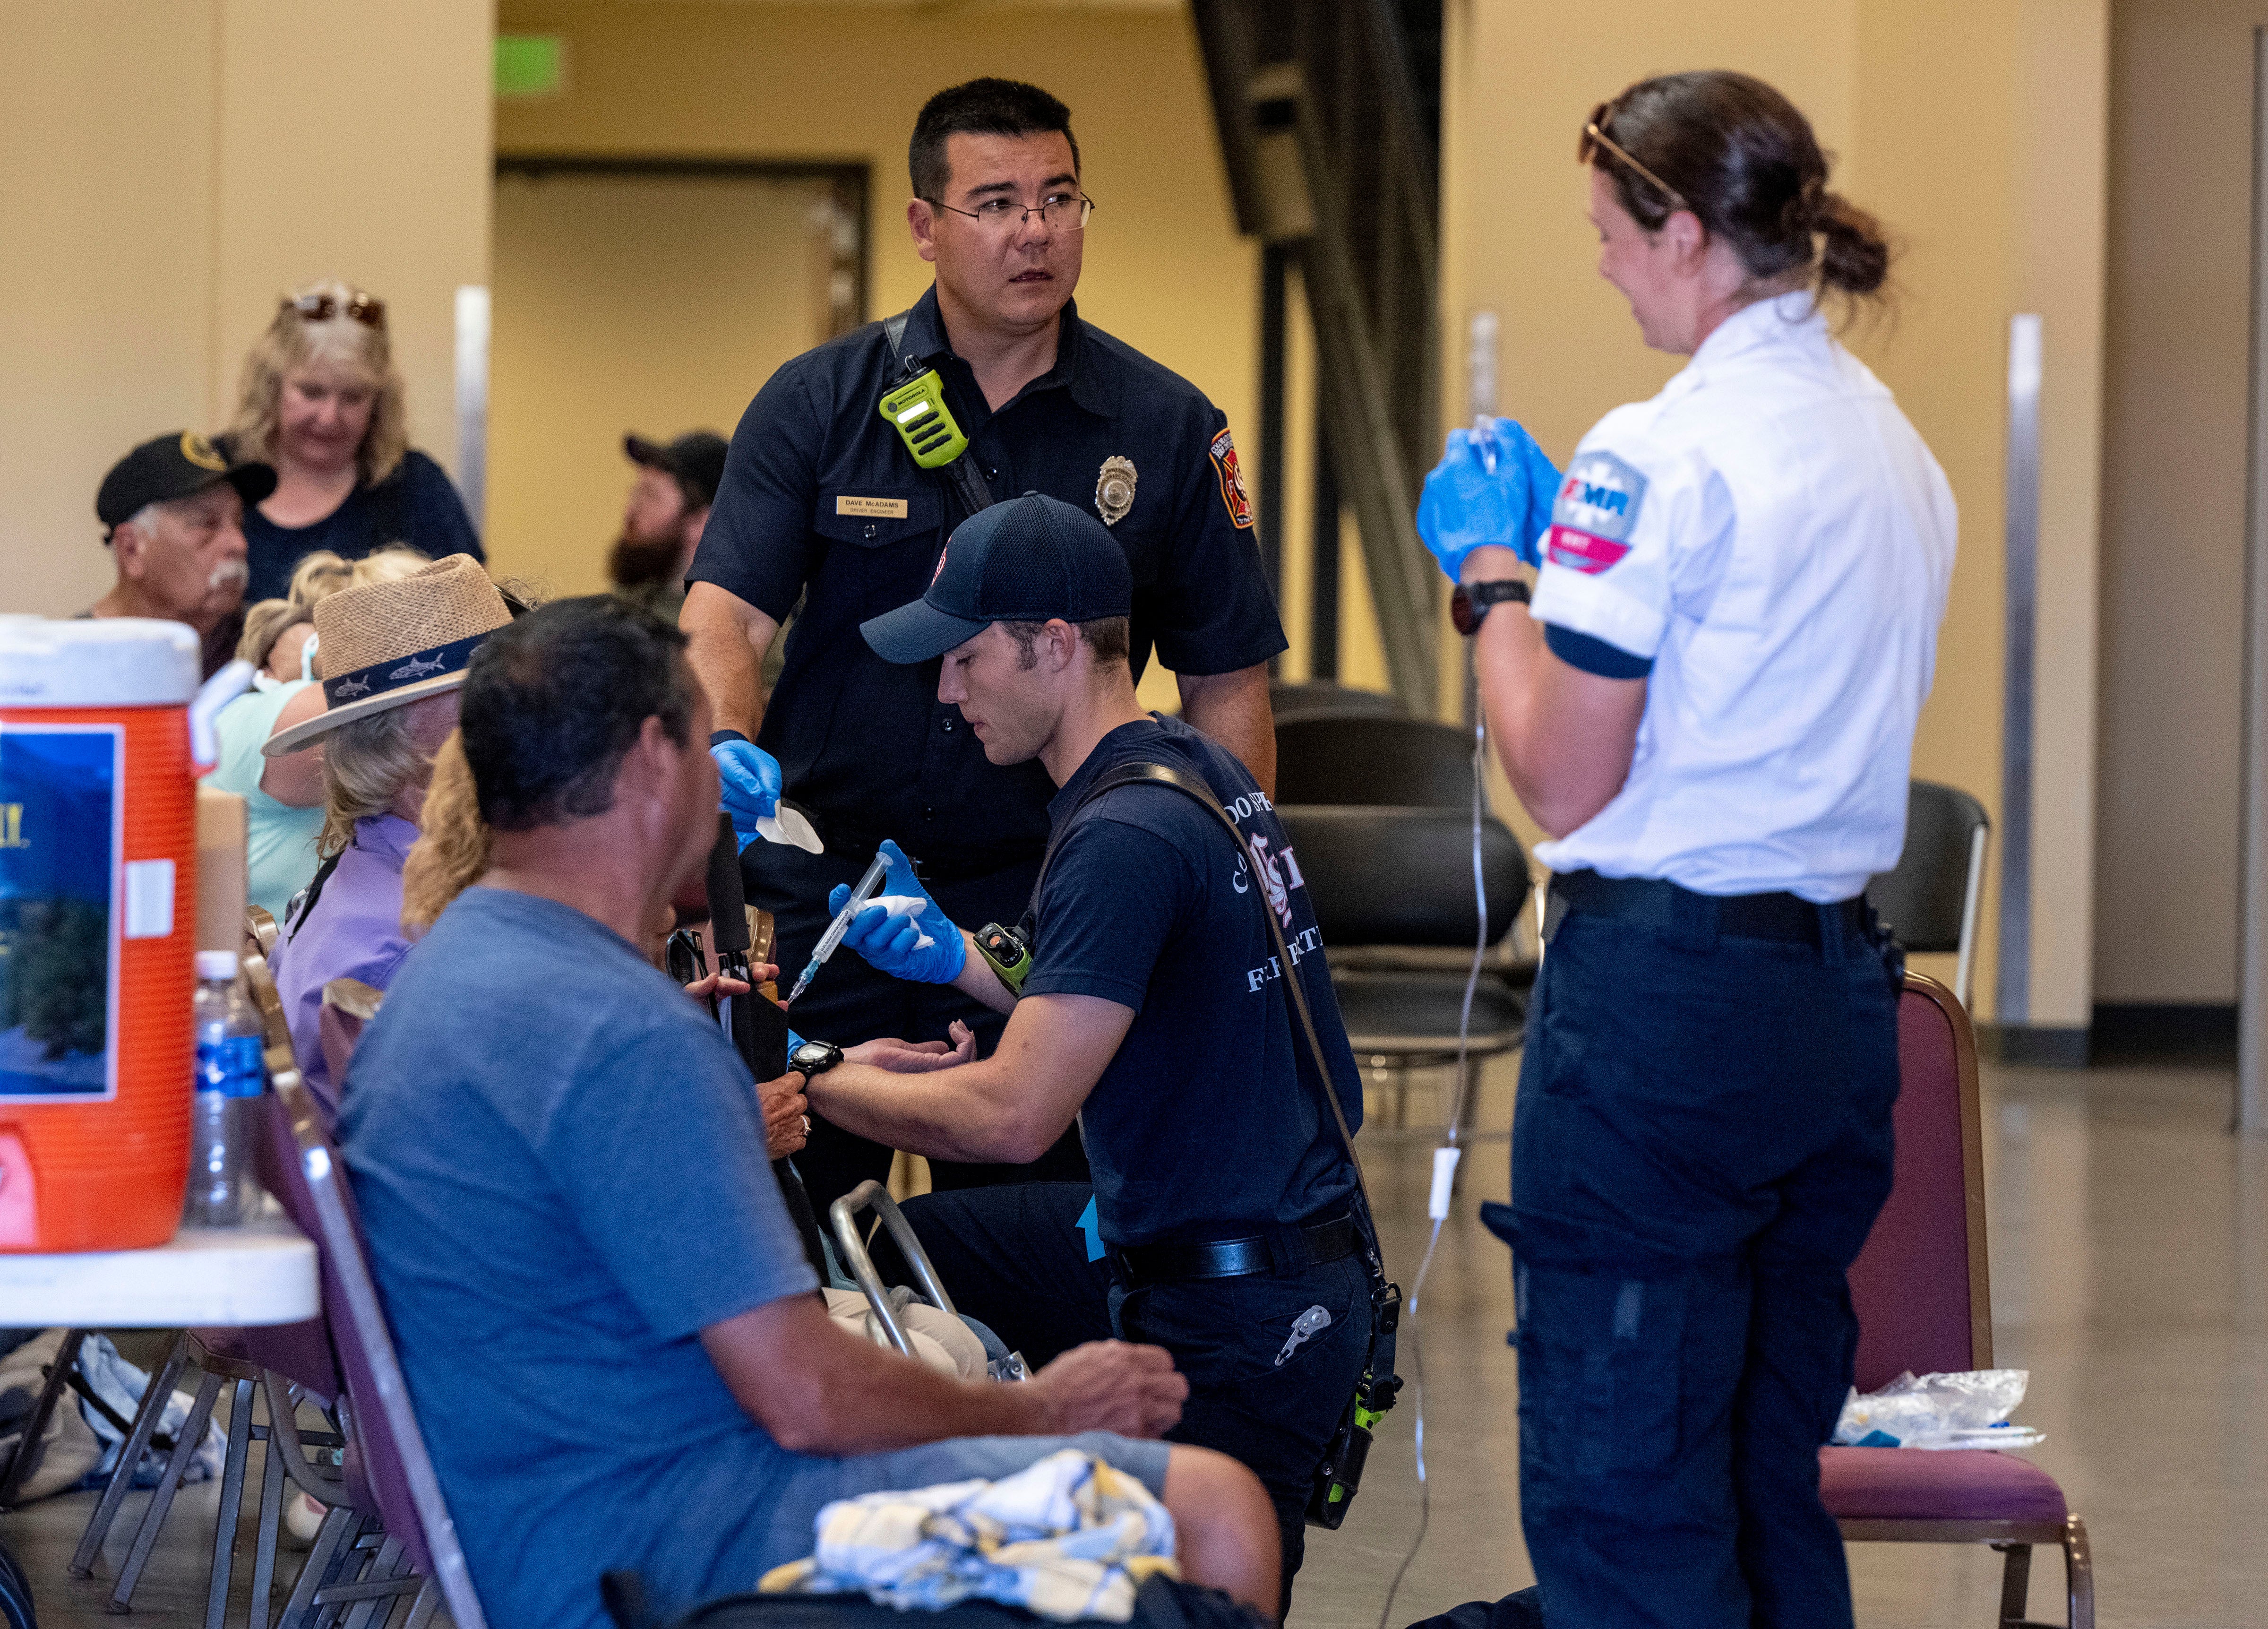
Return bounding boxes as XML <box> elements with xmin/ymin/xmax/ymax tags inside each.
<box><xmin>793</xmin><ymin>495</ymin><xmax>1386</xmax><ymax>1615</ymax></box>
<box><xmin>680</xmin><ymin>79</ymin><xmax>1283</xmax><ymax>1211</ymax></box>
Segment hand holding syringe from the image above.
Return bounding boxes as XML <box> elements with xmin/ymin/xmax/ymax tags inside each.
<box><xmin>785</xmin><ymin>849</ymin><xmax>891</xmax><ymax>1006</ymax></box>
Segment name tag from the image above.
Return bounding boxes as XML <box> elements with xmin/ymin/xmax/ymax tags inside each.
<box><xmin>836</xmin><ymin>495</ymin><xmax>909</xmax><ymax>519</ymax></box>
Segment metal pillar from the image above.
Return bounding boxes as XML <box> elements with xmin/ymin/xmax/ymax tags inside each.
<box><xmin>1995</xmin><ymin>313</ymin><xmax>2043</xmax><ymax>1029</ymax></box>
<box><xmin>2237</xmin><ymin>27</ymin><xmax>2268</xmax><ymax>1135</ymax></box>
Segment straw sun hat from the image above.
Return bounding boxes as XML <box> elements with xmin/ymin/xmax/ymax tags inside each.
<box><xmin>264</xmin><ymin>555</ymin><xmax>511</xmax><ymax>757</ymax></box>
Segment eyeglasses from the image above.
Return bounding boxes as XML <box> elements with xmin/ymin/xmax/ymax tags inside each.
<box><xmin>1580</xmin><ymin>104</ymin><xmax>1688</xmax><ymax>214</ymax></box>
<box><xmin>280</xmin><ymin>290</ymin><xmax>387</xmax><ymax>328</ymax></box>
<box><xmin>928</xmin><ymin>192</ymin><xmax>1095</xmax><ymax>234</ymax></box>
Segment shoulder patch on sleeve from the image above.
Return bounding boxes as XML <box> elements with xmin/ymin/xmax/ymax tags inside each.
<box><xmin>1209</xmin><ymin>429</ymin><xmax>1255</xmax><ymax>530</ymax></box>
<box><xmin>1545</xmin><ymin>449</ymin><xmax>1649</xmax><ymax>575</ymax></box>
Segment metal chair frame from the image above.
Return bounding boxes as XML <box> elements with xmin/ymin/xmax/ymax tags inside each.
<box><xmin>828</xmin><ymin>1181</ymin><xmax>962</xmax><ymax>1359</ymax></box>
<box><xmin>1833</xmin><ymin>973</ymin><xmax>2094</xmax><ymax>1629</ymax></box>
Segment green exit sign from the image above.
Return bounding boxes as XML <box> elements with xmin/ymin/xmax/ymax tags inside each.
<box><xmin>495</xmin><ymin>35</ymin><xmax>566</xmax><ymax>99</ymax></box>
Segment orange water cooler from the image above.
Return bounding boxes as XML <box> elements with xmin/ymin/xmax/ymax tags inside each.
<box><xmin>0</xmin><ymin>618</ymin><xmax>244</xmax><ymax>1251</ymax></box>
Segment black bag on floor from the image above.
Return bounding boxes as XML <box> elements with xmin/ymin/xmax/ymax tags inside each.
<box><xmin>601</xmin><ymin>1571</ymin><xmax>1271</xmax><ymax>1629</ymax></box>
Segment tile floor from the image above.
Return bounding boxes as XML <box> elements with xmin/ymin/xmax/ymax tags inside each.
<box><xmin>4</xmin><ymin>1050</ymin><xmax>2264</xmax><ymax>1628</ymax></box>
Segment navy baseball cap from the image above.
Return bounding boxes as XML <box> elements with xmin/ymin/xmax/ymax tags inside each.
<box><xmin>861</xmin><ymin>492</ymin><xmax>1133</xmax><ymax>665</ymax></box>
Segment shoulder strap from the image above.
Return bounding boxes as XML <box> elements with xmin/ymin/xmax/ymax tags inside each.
<box><xmin>1031</xmin><ymin>759</ymin><xmax>1375</xmax><ymax>1212</ymax></box>
<box><xmin>883</xmin><ymin>309</ymin><xmax>914</xmax><ymax>376</ymax></box>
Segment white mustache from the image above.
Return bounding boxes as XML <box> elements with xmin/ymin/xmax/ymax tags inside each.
<box><xmin>207</xmin><ymin>559</ymin><xmax>250</xmax><ymax>593</ymax></box>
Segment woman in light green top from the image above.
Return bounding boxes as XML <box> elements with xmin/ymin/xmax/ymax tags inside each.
<box><xmin>202</xmin><ymin>548</ymin><xmax>428</xmax><ymax>922</ymax></box>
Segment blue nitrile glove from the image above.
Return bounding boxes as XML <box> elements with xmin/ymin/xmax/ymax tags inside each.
<box><xmin>1416</xmin><ymin>417</ymin><xmax>1564</xmax><ymax>579</ymax></box>
<box><xmin>827</xmin><ymin>839</ymin><xmax>968</xmax><ymax>985</ymax></box>
<box><xmin>711</xmin><ymin>732</ymin><xmax>782</xmax><ymax>853</ymax></box>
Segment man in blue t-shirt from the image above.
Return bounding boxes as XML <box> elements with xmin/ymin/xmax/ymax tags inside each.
<box><xmin>339</xmin><ymin>595</ymin><xmax>1281</xmax><ymax>1629</ymax></box>
<box><xmin>799</xmin><ymin>495</ymin><xmax>1383</xmax><ymax>1608</ymax></box>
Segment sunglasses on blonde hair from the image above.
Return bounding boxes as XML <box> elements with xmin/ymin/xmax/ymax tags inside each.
<box><xmin>280</xmin><ymin>289</ymin><xmax>387</xmax><ymax>329</ymax></box>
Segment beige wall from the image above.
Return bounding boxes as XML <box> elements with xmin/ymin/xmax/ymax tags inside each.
<box><xmin>1440</xmin><ymin>0</ymin><xmax>2109</xmax><ymax>1024</ymax></box>
<box><xmin>2095</xmin><ymin>0</ymin><xmax>2266</xmax><ymax>1004</ymax></box>
<box><xmin>494</xmin><ymin>0</ymin><xmax>1258</xmax><ymax>712</ymax></box>
<box><xmin>488</xmin><ymin>170</ymin><xmax>839</xmax><ymax>595</ymax></box>
<box><xmin>0</xmin><ymin>0</ymin><xmax>492</xmax><ymax>620</ymax></box>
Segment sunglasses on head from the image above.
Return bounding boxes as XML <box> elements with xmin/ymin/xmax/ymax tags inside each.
<box><xmin>1580</xmin><ymin>102</ymin><xmax>1689</xmax><ymax>214</ymax></box>
<box><xmin>280</xmin><ymin>290</ymin><xmax>387</xmax><ymax>329</ymax></box>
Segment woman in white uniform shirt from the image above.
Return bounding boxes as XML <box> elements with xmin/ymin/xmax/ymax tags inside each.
<box><xmin>1418</xmin><ymin>72</ymin><xmax>1956</xmax><ymax>1629</ymax></box>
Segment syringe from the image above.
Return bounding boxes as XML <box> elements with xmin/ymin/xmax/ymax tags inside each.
<box><xmin>785</xmin><ymin>849</ymin><xmax>893</xmax><ymax>1006</ymax></box>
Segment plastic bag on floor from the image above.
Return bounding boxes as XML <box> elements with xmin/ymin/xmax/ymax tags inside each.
<box><xmin>1832</xmin><ymin>1369</ymin><xmax>2045</xmax><ymax>1450</ymax></box>
<box><xmin>76</xmin><ymin>1336</ymin><xmax>226</xmax><ymax>1487</ymax></box>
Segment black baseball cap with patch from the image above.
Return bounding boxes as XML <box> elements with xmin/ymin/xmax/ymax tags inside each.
<box><xmin>624</xmin><ymin>431</ymin><xmax>729</xmax><ymax>511</ymax></box>
<box><xmin>861</xmin><ymin>492</ymin><xmax>1133</xmax><ymax>665</ymax></box>
<box><xmin>96</xmin><ymin>431</ymin><xmax>277</xmax><ymax>536</ymax></box>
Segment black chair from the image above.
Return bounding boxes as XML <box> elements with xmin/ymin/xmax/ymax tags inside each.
<box><xmin>1280</xmin><ymin>805</ymin><xmax>1531</xmax><ymax>1129</ymax></box>
<box><xmin>1268</xmin><ymin>681</ymin><xmax>1407</xmax><ymax>724</ymax></box>
<box><xmin>1274</xmin><ymin>715</ymin><xmax>1474</xmax><ymax>810</ymax></box>
<box><xmin>1865</xmin><ymin>780</ymin><xmax>1990</xmax><ymax>1009</ymax></box>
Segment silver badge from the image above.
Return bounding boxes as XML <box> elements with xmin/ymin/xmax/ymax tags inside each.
<box><xmin>1095</xmin><ymin>455</ymin><xmax>1137</xmax><ymax>526</ymax></box>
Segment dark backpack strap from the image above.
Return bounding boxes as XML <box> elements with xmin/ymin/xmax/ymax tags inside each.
<box><xmin>1026</xmin><ymin>760</ymin><xmax>1375</xmax><ymax>1217</ymax></box>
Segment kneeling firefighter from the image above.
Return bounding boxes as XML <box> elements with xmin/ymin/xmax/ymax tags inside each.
<box><xmin>788</xmin><ymin>493</ymin><xmax>1397</xmax><ymax>1614</ymax></box>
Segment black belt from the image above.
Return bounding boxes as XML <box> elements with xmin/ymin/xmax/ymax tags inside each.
<box><xmin>1549</xmin><ymin>868</ymin><xmax>1864</xmax><ymax>945</ymax></box>
<box><xmin>1111</xmin><ymin>1214</ymin><xmax>1361</xmax><ymax>1287</ymax></box>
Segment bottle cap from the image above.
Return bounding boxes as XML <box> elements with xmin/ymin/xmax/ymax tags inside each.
<box><xmin>195</xmin><ymin>949</ymin><xmax>241</xmax><ymax>981</ymax></box>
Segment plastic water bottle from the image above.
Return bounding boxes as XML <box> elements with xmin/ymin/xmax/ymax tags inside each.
<box><xmin>183</xmin><ymin>950</ymin><xmax>265</xmax><ymax>1227</ymax></box>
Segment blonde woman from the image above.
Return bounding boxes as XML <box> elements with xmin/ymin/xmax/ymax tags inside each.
<box><xmin>224</xmin><ymin>278</ymin><xmax>481</xmax><ymax>601</ymax></box>
<box><xmin>264</xmin><ymin>557</ymin><xmax>513</xmax><ymax>1112</ymax></box>
<box><xmin>202</xmin><ymin>547</ymin><xmax>429</xmax><ymax>922</ymax></box>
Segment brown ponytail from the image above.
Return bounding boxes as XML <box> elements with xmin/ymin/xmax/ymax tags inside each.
<box><xmin>400</xmin><ymin>730</ymin><xmax>491</xmax><ymax>938</ymax></box>
<box><xmin>1581</xmin><ymin>71</ymin><xmax>1895</xmax><ymax>306</ymax></box>
<box><xmin>1816</xmin><ymin>191</ymin><xmax>1890</xmax><ymax>295</ymax></box>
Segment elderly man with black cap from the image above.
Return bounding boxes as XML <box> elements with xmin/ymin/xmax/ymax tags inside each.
<box><xmin>86</xmin><ymin>431</ymin><xmax>276</xmax><ymax>678</ymax></box>
<box><xmin>789</xmin><ymin>493</ymin><xmax>1391</xmax><ymax>1612</ymax></box>
<box><xmin>611</xmin><ymin>430</ymin><xmax>729</xmax><ymax>621</ymax></box>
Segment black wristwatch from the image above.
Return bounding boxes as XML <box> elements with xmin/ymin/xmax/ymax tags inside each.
<box><xmin>788</xmin><ymin>1039</ymin><xmax>844</xmax><ymax>1077</ymax></box>
<box><xmin>1451</xmin><ymin>578</ymin><xmax>1531</xmax><ymax>636</ymax></box>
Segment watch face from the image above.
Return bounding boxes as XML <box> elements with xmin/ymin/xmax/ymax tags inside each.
<box><xmin>1450</xmin><ymin>585</ymin><xmax>1481</xmax><ymax>637</ymax></box>
<box><xmin>791</xmin><ymin>1042</ymin><xmax>828</xmax><ymax>1068</ymax></box>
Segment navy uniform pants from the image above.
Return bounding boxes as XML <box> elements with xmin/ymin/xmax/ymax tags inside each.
<box><xmin>1494</xmin><ymin>895</ymin><xmax>1900</xmax><ymax>1629</ymax></box>
<box><xmin>742</xmin><ymin>842</ymin><xmax>1088</xmax><ymax>1213</ymax></box>
<box><xmin>885</xmin><ymin>1182</ymin><xmax>1373</xmax><ymax>1617</ymax></box>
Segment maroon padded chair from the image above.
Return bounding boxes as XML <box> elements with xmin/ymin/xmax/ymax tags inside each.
<box><xmin>1822</xmin><ymin>972</ymin><xmax>2094</xmax><ymax>1628</ymax></box>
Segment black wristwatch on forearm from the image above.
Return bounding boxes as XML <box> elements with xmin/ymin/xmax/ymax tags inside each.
<box><xmin>789</xmin><ymin>1039</ymin><xmax>844</xmax><ymax>1077</ymax></box>
<box><xmin>1451</xmin><ymin>578</ymin><xmax>1530</xmax><ymax>636</ymax></box>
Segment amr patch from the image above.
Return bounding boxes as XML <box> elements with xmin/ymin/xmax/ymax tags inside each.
<box><xmin>1544</xmin><ymin>448</ymin><xmax>1648</xmax><ymax>576</ymax></box>
<box><xmin>1210</xmin><ymin>429</ymin><xmax>1255</xmax><ymax>530</ymax></box>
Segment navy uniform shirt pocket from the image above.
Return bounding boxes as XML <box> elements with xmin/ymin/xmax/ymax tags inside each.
<box><xmin>812</xmin><ymin>487</ymin><xmax>944</xmax><ymax>552</ymax></box>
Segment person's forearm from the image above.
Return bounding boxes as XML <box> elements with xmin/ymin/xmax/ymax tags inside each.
<box><xmin>807</xmin><ymin>1055</ymin><xmax>1035</xmax><ymax>1164</ymax></box>
<box><xmin>705</xmin><ymin>1301</ymin><xmax>1054</xmax><ymax>1456</ymax></box>
<box><xmin>950</xmin><ymin>931</ymin><xmax>1019</xmax><ymax>1015</ymax></box>
<box><xmin>1463</xmin><ymin>547</ymin><xmax>1642</xmax><ymax>838</ymax></box>
<box><xmin>1177</xmin><ymin>664</ymin><xmax>1275</xmax><ymax>796</ymax></box>
<box><xmin>680</xmin><ymin>582</ymin><xmax>779</xmax><ymax>740</ymax></box>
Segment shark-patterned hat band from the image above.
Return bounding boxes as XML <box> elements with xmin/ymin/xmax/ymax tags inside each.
<box><xmin>264</xmin><ymin>554</ymin><xmax>512</xmax><ymax>757</ymax></box>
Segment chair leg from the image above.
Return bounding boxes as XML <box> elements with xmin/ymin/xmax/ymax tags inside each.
<box><xmin>250</xmin><ymin>1406</ymin><xmax>287</xmax><ymax>1629</ymax></box>
<box><xmin>274</xmin><ymin>1508</ymin><xmax>359</xmax><ymax>1629</ymax></box>
<box><xmin>108</xmin><ymin>1365</ymin><xmax>225</xmax><ymax>1612</ymax></box>
<box><xmin>0</xmin><ymin>1328</ymin><xmax>88</xmax><ymax>1510</ymax></box>
<box><xmin>1995</xmin><ymin>1543</ymin><xmax>2032</xmax><ymax>1627</ymax></box>
<box><xmin>71</xmin><ymin>1332</ymin><xmax>191</xmax><ymax>1577</ymax></box>
<box><xmin>400</xmin><ymin>1579</ymin><xmax>441</xmax><ymax>1629</ymax></box>
<box><xmin>205</xmin><ymin>1377</ymin><xmax>257</xmax><ymax>1629</ymax></box>
<box><xmin>2063</xmin><ymin>1515</ymin><xmax>2094</xmax><ymax>1629</ymax></box>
